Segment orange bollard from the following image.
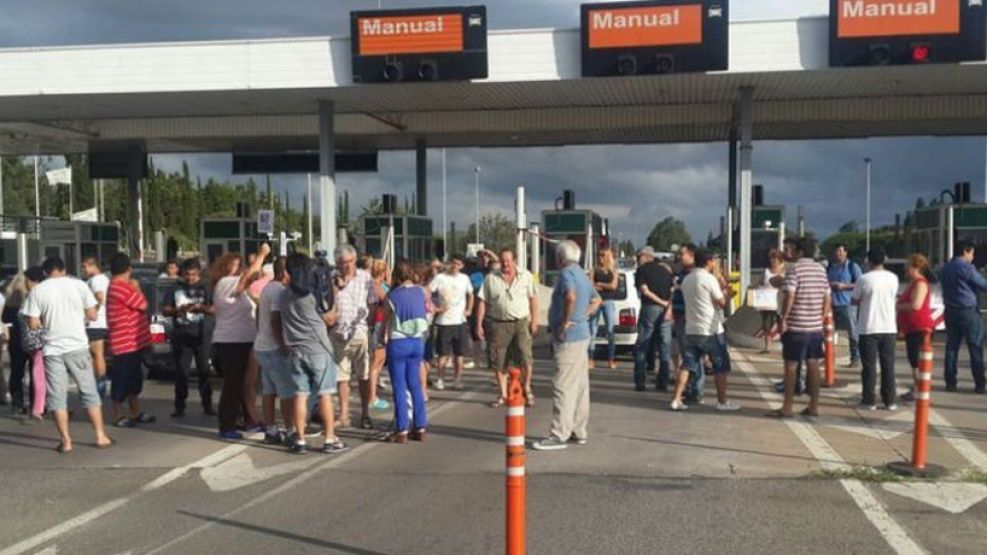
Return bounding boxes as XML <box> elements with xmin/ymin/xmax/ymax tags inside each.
<box><xmin>888</xmin><ymin>332</ymin><xmax>945</xmax><ymax>477</ymax></box>
<box><xmin>505</xmin><ymin>368</ymin><xmax>526</xmax><ymax>555</ymax></box>
<box><xmin>823</xmin><ymin>312</ymin><xmax>836</xmax><ymax>387</ymax></box>
<box><xmin>911</xmin><ymin>333</ymin><xmax>933</xmax><ymax>470</ymax></box>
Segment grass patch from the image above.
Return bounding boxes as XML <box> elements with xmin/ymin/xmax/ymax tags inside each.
<box><xmin>957</xmin><ymin>469</ymin><xmax>987</xmax><ymax>485</ymax></box>
<box><xmin>810</xmin><ymin>466</ymin><xmax>903</xmax><ymax>483</ymax></box>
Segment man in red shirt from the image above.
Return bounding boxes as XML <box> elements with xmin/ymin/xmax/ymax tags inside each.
<box><xmin>106</xmin><ymin>253</ymin><xmax>154</xmax><ymax>428</ymax></box>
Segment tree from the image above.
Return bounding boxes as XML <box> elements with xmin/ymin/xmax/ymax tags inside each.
<box><xmin>454</xmin><ymin>213</ymin><xmax>516</xmax><ymax>255</ymax></box>
<box><xmin>915</xmin><ymin>197</ymin><xmax>926</xmax><ymax>210</ymax></box>
<box><xmin>646</xmin><ymin>217</ymin><xmax>692</xmax><ymax>253</ymax></box>
<box><xmin>838</xmin><ymin>221</ymin><xmax>859</xmax><ymax>234</ymax></box>
<box><xmin>616</xmin><ymin>239</ymin><xmax>635</xmax><ymax>259</ymax></box>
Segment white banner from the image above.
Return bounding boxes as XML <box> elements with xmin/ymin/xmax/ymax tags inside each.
<box><xmin>45</xmin><ymin>167</ymin><xmax>72</xmax><ymax>186</ymax></box>
<box><xmin>71</xmin><ymin>207</ymin><xmax>98</xmax><ymax>222</ymax></box>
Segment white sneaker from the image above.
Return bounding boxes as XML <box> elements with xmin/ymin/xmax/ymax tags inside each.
<box><xmin>715</xmin><ymin>400</ymin><xmax>742</xmax><ymax>412</ymax></box>
<box><xmin>463</xmin><ymin>361</ymin><xmax>476</xmax><ymax>369</ymax></box>
<box><xmin>531</xmin><ymin>437</ymin><xmax>568</xmax><ymax>451</ymax></box>
<box><xmin>435</xmin><ymin>379</ymin><xmax>445</xmax><ymax>391</ymax></box>
<box><xmin>882</xmin><ymin>404</ymin><xmax>899</xmax><ymax>411</ymax></box>
<box><xmin>452</xmin><ymin>380</ymin><xmax>464</xmax><ymax>391</ymax></box>
<box><xmin>670</xmin><ymin>400</ymin><xmax>688</xmax><ymax>411</ymax></box>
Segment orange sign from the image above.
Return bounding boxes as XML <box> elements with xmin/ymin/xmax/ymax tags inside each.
<box><xmin>358</xmin><ymin>14</ymin><xmax>464</xmax><ymax>55</ymax></box>
<box><xmin>837</xmin><ymin>0</ymin><xmax>960</xmax><ymax>38</ymax></box>
<box><xmin>587</xmin><ymin>4</ymin><xmax>703</xmax><ymax>49</ymax></box>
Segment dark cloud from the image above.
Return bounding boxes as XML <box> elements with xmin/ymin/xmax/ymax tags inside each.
<box><xmin>10</xmin><ymin>0</ymin><xmax>983</xmax><ymax>244</ymax></box>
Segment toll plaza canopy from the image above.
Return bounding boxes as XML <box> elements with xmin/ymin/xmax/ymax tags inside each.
<box><xmin>2</xmin><ymin>14</ymin><xmax>987</xmax><ymax>155</ymax></box>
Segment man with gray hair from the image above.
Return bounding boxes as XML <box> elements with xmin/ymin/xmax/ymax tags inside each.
<box><xmin>533</xmin><ymin>240</ymin><xmax>601</xmax><ymax>451</ymax></box>
<box><xmin>331</xmin><ymin>244</ymin><xmax>377</xmax><ymax>429</ymax></box>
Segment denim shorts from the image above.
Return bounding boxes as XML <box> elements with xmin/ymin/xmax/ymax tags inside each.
<box><xmin>782</xmin><ymin>332</ymin><xmax>824</xmax><ymax>363</ymax></box>
<box><xmin>289</xmin><ymin>352</ymin><xmax>338</xmax><ymax>397</ymax></box>
<box><xmin>45</xmin><ymin>349</ymin><xmax>102</xmax><ymax>412</ymax></box>
<box><xmin>256</xmin><ymin>349</ymin><xmax>294</xmax><ymax>397</ymax></box>
<box><xmin>681</xmin><ymin>335</ymin><xmax>730</xmax><ymax>375</ymax></box>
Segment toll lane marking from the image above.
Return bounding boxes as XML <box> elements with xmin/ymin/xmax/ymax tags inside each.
<box><xmin>146</xmin><ymin>392</ymin><xmax>480</xmax><ymax>555</ymax></box>
<box><xmin>0</xmin><ymin>443</ymin><xmax>248</xmax><ymax>555</ymax></box>
<box><xmin>733</xmin><ymin>351</ymin><xmax>927</xmax><ymax>555</ymax></box>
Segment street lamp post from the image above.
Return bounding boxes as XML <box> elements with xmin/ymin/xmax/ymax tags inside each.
<box><xmin>474</xmin><ymin>166</ymin><xmax>481</xmax><ymax>244</ymax></box>
<box><xmin>865</xmin><ymin>157</ymin><xmax>872</xmax><ymax>254</ymax></box>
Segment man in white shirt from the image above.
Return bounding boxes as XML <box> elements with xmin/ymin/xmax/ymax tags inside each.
<box><xmin>852</xmin><ymin>248</ymin><xmax>900</xmax><ymax>410</ymax></box>
<box><xmin>82</xmin><ymin>257</ymin><xmax>110</xmax><ymax>398</ymax></box>
<box><xmin>331</xmin><ymin>244</ymin><xmax>377</xmax><ymax>429</ymax></box>
<box><xmin>429</xmin><ymin>255</ymin><xmax>474</xmax><ymax>391</ymax></box>
<box><xmin>669</xmin><ymin>250</ymin><xmax>741</xmax><ymax>412</ymax></box>
<box><xmin>23</xmin><ymin>257</ymin><xmax>112</xmax><ymax>453</ymax></box>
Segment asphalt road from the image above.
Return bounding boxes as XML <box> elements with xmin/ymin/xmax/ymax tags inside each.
<box><xmin>1</xmin><ymin>343</ymin><xmax>986</xmax><ymax>555</ymax></box>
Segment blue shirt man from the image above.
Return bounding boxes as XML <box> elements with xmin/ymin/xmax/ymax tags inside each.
<box><xmin>940</xmin><ymin>242</ymin><xmax>987</xmax><ymax>392</ymax></box>
<box><xmin>549</xmin><ymin>262</ymin><xmax>598</xmax><ymax>343</ymax></box>
<box><xmin>827</xmin><ymin>245</ymin><xmax>862</xmax><ymax>365</ymax></box>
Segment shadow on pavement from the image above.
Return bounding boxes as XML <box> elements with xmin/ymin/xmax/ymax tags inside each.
<box><xmin>177</xmin><ymin>511</ymin><xmax>388</xmax><ymax>555</ymax></box>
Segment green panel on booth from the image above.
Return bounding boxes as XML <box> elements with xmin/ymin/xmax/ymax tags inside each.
<box><xmin>544</xmin><ymin>212</ymin><xmax>587</xmax><ymax>234</ymax></box>
<box><xmin>956</xmin><ymin>207</ymin><xmax>987</xmax><ymax>228</ymax></box>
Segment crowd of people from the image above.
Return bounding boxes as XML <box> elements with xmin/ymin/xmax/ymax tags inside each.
<box><xmin>1</xmin><ymin>233</ymin><xmax>985</xmax><ymax>455</ymax></box>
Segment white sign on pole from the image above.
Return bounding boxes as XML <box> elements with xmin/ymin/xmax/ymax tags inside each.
<box><xmin>45</xmin><ymin>167</ymin><xmax>72</xmax><ymax>186</ymax></box>
<box><xmin>466</xmin><ymin>243</ymin><xmax>485</xmax><ymax>258</ymax></box>
<box><xmin>257</xmin><ymin>210</ymin><xmax>275</xmax><ymax>235</ymax></box>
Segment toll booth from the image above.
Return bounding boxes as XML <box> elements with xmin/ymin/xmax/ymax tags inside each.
<box><xmin>200</xmin><ymin>217</ymin><xmax>263</xmax><ymax>264</ymax></box>
<box><xmin>38</xmin><ymin>221</ymin><xmax>121</xmax><ymax>274</ymax></box>
<box><xmin>909</xmin><ymin>203</ymin><xmax>987</xmax><ymax>269</ymax></box>
<box><xmin>539</xmin><ymin>208</ymin><xmax>607</xmax><ymax>285</ymax></box>
<box><xmin>359</xmin><ymin>214</ymin><xmax>434</xmax><ymax>262</ymax></box>
<box><xmin>750</xmin><ymin>205</ymin><xmax>785</xmax><ymax>273</ymax></box>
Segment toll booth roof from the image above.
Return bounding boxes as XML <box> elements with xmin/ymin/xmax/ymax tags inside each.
<box><xmin>3</xmin><ymin>15</ymin><xmax>987</xmax><ymax>155</ymax></box>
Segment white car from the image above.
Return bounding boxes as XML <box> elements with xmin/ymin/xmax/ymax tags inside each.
<box><xmin>591</xmin><ymin>269</ymin><xmax>641</xmax><ymax>354</ymax></box>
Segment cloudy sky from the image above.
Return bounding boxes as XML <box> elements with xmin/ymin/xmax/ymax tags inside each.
<box><xmin>3</xmin><ymin>0</ymin><xmax>985</xmax><ymax>245</ymax></box>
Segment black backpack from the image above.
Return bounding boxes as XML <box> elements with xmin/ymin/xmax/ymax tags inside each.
<box><xmin>287</xmin><ymin>256</ymin><xmax>334</xmax><ymax>314</ymax></box>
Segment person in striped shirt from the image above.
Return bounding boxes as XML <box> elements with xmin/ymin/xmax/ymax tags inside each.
<box><xmin>106</xmin><ymin>253</ymin><xmax>154</xmax><ymax>428</ymax></box>
<box><xmin>775</xmin><ymin>238</ymin><xmax>831</xmax><ymax>418</ymax></box>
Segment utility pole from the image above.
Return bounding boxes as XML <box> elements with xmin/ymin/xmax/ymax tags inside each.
<box><xmin>474</xmin><ymin>166</ymin><xmax>481</xmax><ymax>244</ymax></box>
<box><xmin>865</xmin><ymin>157</ymin><xmax>872</xmax><ymax>255</ymax></box>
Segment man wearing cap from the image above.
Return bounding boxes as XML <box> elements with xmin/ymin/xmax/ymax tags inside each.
<box><xmin>633</xmin><ymin>246</ymin><xmax>674</xmax><ymax>392</ymax></box>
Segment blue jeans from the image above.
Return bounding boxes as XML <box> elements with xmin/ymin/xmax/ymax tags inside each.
<box><xmin>387</xmin><ymin>338</ymin><xmax>428</xmax><ymax>432</ymax></box>
<box><xmin>588</xmin><ymin>300</ymin><xmax>617</xmax><ymax>361</ymax></box>
<box><xmin>944</xmin><ymin>306</ymin><xmax>986</xmax><ymax>389</ymax></box>
<box><xmin>832</xmin><ymin>305</ymin><xmax>860</xmax><ymax>362</ymax></box>
<box><xmin>634</xmin><ymin>305</ymin><xmax>672</xmax><ymax>388</ymax></box>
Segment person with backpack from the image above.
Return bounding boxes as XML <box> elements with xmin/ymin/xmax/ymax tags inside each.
<box><xmin>828</xmin><ymin>244</ymin><xmax>862</xmax><ymax>367</ymax></box>
<box><xmin>280</xmin><ymin>253</ymin><xmax>349</xmax><ymax>454</ymax></box>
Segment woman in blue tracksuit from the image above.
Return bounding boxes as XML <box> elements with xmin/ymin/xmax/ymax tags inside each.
<box><xmin>381</xmin><ymin>260</ymin><xmax>430</xmax><ymax>444</ymax></box>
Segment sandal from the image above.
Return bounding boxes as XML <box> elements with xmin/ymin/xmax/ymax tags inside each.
<box><xmin>55</xmin><ymin>442</ymin><xmax>73</xmax><ymax>454</ymax></box>
<box><xmin>96</xmin><ymin>438</ymin><xmax>115</xmax><ymax>449</ymax></box>
<box><xmin>608</xmin><ymin>360</ymin><xmax>618</xmax><ymax>370</ymax></box>
<box><xmin>765</xmin><ymin>409</ymin><xmax>794</xmax><ymax>419</ymax></box>
<box><xmin>360</xmin><ymin>416</ymin><xmax>374</xmax><ymax>430</ymax></box>
<box><xmin>385</xmin><ymin>431</ymin><xmax>409</xmax><ymax>444</ymax></box>
<box><xmin>800</xmin><ymin>408</ymin><xmax>820</xmax><ymax>418</ymax></box>
<box><xmin>524</xmin><ymin>389</ymin><xmax>536</xmax><ymax>408</ymax></box>
<box><xmin>113</xmin><ymin>417</ymin><xmax>136</xmax><ymax>428</ymax></box>
<box><xmin>135</xmin><ymin>413</ymin><xmax>157</xmax><ymax>424</ymax></box>
<box><xmin>488</xmin><ymin>397</ymin><xmax>506</xmax><ymax>408</ymax></box>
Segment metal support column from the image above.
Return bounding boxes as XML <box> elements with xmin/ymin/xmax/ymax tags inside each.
<box><xmin>127</xmin><ymin>168</ymin><xmax>145</xmax><ymax>262</ymax></box>
<box><xmin>416</xmin><ymin>138</ymin><xmax>427</xmax><ymax>216</ymax></box>
<box><xmin>516</xmin><ymin>186</ymin><xmax>527</xmax><ymax>272</ymax></box>
<box><xmin>738</xmin><ymin>87</ymin><xmax>755</xmax><ymax>300</ymax></box>
<box><xmin>530</xmin><ymin>223</ymin><xmax>541</xmax><ymax>284</ymax></box>
<box><xmin>319</xmin><ymin>101</ymin><xmax>338</xmax><ymax>255</ymax></box>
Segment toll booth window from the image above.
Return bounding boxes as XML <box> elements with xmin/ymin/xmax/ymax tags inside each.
<box><xmin>750</xmin><ymin>232</ymin><xmax>778</xmax><ymax>269</ymax></box>
<box><xmin>203</xmin><ymin>222</ymin><xmax>242</xmax><ymax>239</ymax></box>
<box><xmin>99</xmin><ymin>225</ymin><xmax>119</xmax><ymax>243</ymax></box>
<box><xmin>366</xmin><ymin>239</ymin><xmax>382</xmax><ymax>258</ymax></box>
<box><xmin>207</xmin><ymin>244</ymin><xmax>224</xmax><ymax>264</ymax></box>
<box><xmin>227</xmin><ymin>241</ymin><xmax>241</xmax><ymax>253</ymax></box>
<box><xmin>956</xmin><ymin>231</ymin><xmax>987</xmax><ymax>269</ymax></box>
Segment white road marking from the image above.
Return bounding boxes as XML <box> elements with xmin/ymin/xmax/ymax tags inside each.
<box><xmin>733</xmin><ymin>352</ymin><xmax>927</xmax><ymax>555</ymax></box>
<box><xmin>882</xmin><ymin>482</ymin><xmax>987</xmax><ymax>514</ymax></box>
<box><xmin>31</xmin><ymin>547</ymin><xmax>57</xmax><ymax>555</ymax></box>
<box><xmin>0</xmin><ymin>443</ymin><xmax>248</xmax><ymax>555</ymax></box>
<box><xmin>825</xmin><ymin>411</ymin><xmax>913</xmax><ymax>441</ymax></box>
<box><xmin>146</xmin><ymin>392</ymin><xmax>479</xmax><ymax>555</ymax></box>
<box><xmin>928</xmin><ymin>409</ymin><xmax>987</xmax><ymax>472</ymax></box>
<box><xmin>200</xmin><ymin>453</ymin><xmax>320</xmax><ymax>493</ymax></box>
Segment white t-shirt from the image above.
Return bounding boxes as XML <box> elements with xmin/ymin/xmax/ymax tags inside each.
<box><xmin>87</xmin><ymin>273</ymin><xmax>110</xmax><ymax>330</ymax></box>
<box><xmin>212</xmin><ymin>275</ymin><xmax>258</xmax><ymax>344</ymax></box>
<box><xmin>254</xmin><ymin>281</ymin><xmax>286</xmax><ymax>352</ymax></box>
<box><xmin>429</xmin><ymin>272</ymin><xmax>473</xmax><ymax>326</ymax></box>
<box><xmin>852</xmin><ymin>269</ymin><xmax>900</xmax><ymax>335</ymax></box>
<box><xmin>22</xmin><ymin>276</ymin><xmax>98</xmax><ymax>356</ymax></box>
<box><xmin>682</xmin><ymin>268</ymin><xmax>725</xmax><ymax>337</ymax></box>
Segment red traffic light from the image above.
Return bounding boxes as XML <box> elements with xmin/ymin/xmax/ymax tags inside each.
<box><xmin>911</xmin><ymin>44</ymin><xmax>931</xmax><ymax>63</ymax></box>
